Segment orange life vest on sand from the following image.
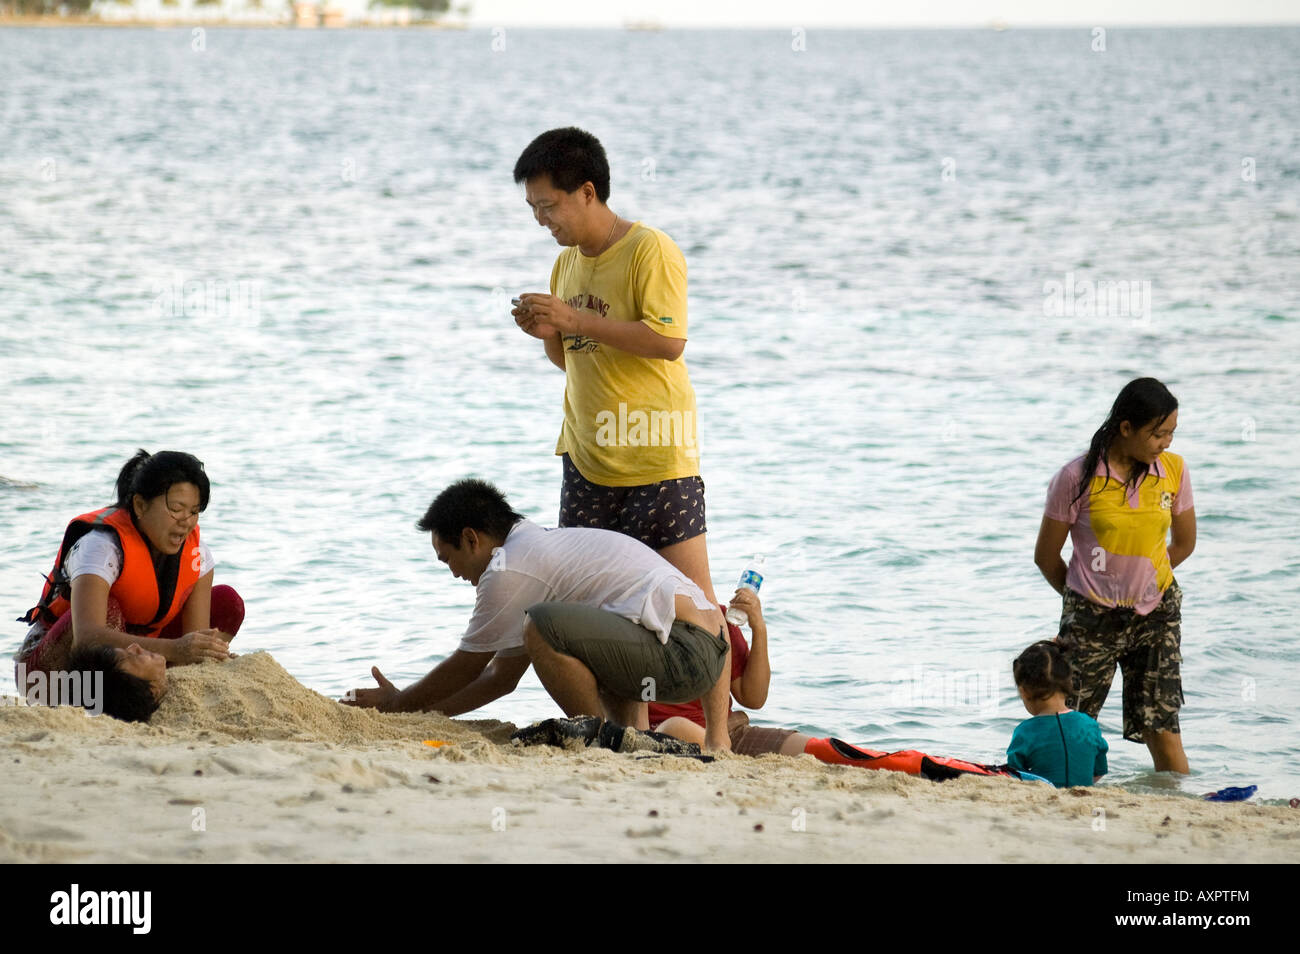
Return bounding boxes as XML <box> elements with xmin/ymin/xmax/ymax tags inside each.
<box><xmin>22</xmin><ymin>506</ymin><xmax>202</xmax><ymax>638</ymax></box>
<box><xmin>802</xmin><ymin>737</ymin><xmax>1048</xmax><ymax>783</ymax></box>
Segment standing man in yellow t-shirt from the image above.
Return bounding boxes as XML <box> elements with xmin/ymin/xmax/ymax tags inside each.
<box><xmin>510</xmin><ymin>127</ymin><xmax>730</xmax><ymax>751</ymax></box>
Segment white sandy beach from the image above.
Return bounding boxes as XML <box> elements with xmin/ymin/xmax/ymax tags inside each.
<box><xmin>1</xmin><ymin>653</ymin><xmax>1294</xmax><ymax>864</ymax></box>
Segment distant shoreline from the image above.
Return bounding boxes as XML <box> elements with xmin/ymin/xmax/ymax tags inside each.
<box><xmin>0</xmin><ymin>14</ymin><xmax>465</xmax><ymax>29</ymax></box>
<box><xmin>3</xmin><ymin>16</ymin><xmax>1298</xmax><ymax>30</ymax></box>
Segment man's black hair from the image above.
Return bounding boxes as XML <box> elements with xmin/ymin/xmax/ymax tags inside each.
<box><xmin>513</xmin><ymin>127</ymin><xmax>611</xmax><ymax>203</ymax></box>
<box><xmin>417</xmin><ymin>479</ymin><xmax>524</xmax><ymax>547</ymax></box>
<box><xmin>65</xmin><ymin>644</ymin><xmax>161</xmax><ymax>723</ymax></box>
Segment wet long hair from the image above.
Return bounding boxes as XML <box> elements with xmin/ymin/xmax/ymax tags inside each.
<box><xmin>1013</xmin><ymin>641</ymin><xmax>1074</xmax><ymax>703</ymax></box>
<box><xmin>1071</xmin><ymin>378</ymin><xmax>1178</xmax><ymax>509</ymax></box>
<box><xmin>114</xmin><ymin>449</ymin><xmax>210</xmax><ymax>514</ymax></box>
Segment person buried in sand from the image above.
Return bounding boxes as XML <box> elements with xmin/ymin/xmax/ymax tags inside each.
<box><xmin>15</xmin><ymin>449</ymin><xmax>245</xmax><ymax>721</ymax></box>
<box><xmin>344</xmin><ymin>478</ymin><xmax>733</xmax><ymax>752</ymax></box>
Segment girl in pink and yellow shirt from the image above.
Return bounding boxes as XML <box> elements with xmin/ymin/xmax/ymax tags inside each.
<box><xmin>1034</xmin><ymin>378</ymin><xmax>1196</xmax><ymax>774</ymax></box>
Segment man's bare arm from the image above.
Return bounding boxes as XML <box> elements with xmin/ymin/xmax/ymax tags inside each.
<box><xmin>394</xmin><ymin>650</ymin><xmax>494</xmax><ymax>712</ymax></box>
<box><xmin>345</xmin><ymin>650</ymin><xmax>493</xmax><ymax>713</ymax></box>
<box><xmin>572</xmin><ymin>313</ymin><xmax>685</xmax><ymax>360</ymax></box>
<box><xmin>428</xmin><ymin>653</ymin><xmax>532</xmax><ymax>717</ymax></box>
<box><xmin>519</xmin><ymin>294</ymin><xmax>685</xmax><ymax>360</ymax></box>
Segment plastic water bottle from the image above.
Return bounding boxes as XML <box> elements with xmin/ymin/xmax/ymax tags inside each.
<box><xmin>725</xmin><ymin>555</ymin><xmax>766</xmax><ymax>627</ymax></box>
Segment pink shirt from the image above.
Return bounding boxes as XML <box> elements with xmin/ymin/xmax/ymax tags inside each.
<box><xmin>1045</xmin><ymin>453</ymin><xmax>1193</xmax><ymax>615</ymax></box>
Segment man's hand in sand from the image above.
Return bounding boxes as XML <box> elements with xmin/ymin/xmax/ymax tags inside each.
<box><xmin>171</xmin><ymin>629</ymin><xmax>231</xmax><ymax>665</ymax></box>
<box><xmin>342</xmin><ymin>667</ymin><xmax>401</xmax><ymax>711</ymax></box>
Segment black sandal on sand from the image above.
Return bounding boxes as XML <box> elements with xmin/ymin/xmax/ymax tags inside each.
<box><xmin>510</xmin><ymin>715</ymin><xmax>604</xmax><ymax>749</ymax></box>
<box><xmin>510</xmin><ymin>717</ymin><xmax>702</xmax><ymax>757</ymax></box>
<box><xmin>601</xmin><ymin>724</ymin><xmax>703</xmax><ymax>756</ymax></box>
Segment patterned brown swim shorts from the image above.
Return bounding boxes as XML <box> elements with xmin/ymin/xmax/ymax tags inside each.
<box><xmin>558</xmin><ymin>453</ymin><xmax>707</xmax><ymax>551</ymax></box>
<box><xmin>1056</xmin><ymin>580</ymin><xmax>1184</xmax><ymax>744</ymax></box>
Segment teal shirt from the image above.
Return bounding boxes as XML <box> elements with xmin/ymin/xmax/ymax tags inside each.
<box><xmin>1006</xmin><ymin>711</ymin><xmax>1109</xmax><ymax>788</ymax></box>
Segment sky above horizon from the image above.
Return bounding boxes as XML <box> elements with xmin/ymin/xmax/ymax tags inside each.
<box><xmin>462</xmin><ymin>0</ymin><xmax>1300</xmax><ymax>28</ymax></box>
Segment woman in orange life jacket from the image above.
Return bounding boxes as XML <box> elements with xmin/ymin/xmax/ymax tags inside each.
<box><xmin>15</xmin><ymin>449</ymin><xmax>244</xmax><ymax>721</ymax></box>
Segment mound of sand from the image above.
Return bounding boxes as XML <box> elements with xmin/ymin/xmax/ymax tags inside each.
<box><xmin>154</xmin><ymin>652</ymin><xmax>516</xmax><ymax>745</ymax></box>
<box><xmin>0</xmin><ymin>696</ymin><xmax>141</xmax><ymax>741</ymax></box>
<box><xmin>2</xmin><ymin>652</ymin><xmax>515</xmax><ymax>747</ymax></box>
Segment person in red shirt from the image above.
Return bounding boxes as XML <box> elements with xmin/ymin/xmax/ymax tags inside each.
<box><xmin>649</xmin><ymin>589</ymin><xmax>808</xmax><ymax>756</ymax></box>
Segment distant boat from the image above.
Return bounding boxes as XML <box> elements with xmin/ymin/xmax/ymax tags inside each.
<box><xmin>624</xmin><ymin>20</ymin><xmax>663</xmax><ymax>32</ymax></box>
<box><xmin>987</xmin><ymin>18</ymin><xmax>1010</xmax><ymax>31</ymax></box>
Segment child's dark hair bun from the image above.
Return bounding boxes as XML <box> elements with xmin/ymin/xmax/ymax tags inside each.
<box><xmin>1013</xmin><ymin>640</ymin><xmax>1074</xmax><ymax>702</ymax></box>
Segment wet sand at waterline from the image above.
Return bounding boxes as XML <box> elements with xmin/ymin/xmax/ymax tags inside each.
<box><xmin>0</xmin><ymin>653</ymin><xmax>1292</xmax><ymax>863</ymax></box>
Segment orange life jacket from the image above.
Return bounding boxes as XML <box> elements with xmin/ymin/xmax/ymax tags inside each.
<box><xmin>802</xmin><ymin>737</ymin><xmax>1047</xmax><ymax>783</ymax></box>
<box><xmin>21</xmin><ymin>506</ymin><xmax>202</xmax><ymax>638</ymax></box>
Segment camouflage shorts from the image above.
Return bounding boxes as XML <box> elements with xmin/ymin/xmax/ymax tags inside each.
<box><xmin>1056</xmin><ymin>581</ymin><xmax>1184</xmax><ymax>744</ymax></box>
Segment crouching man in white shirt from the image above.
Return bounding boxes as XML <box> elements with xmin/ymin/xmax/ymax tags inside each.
<box><xmin>344</xmin><ymin>479</ymin><xmax>732</xmax><ymax>752</ymax></box>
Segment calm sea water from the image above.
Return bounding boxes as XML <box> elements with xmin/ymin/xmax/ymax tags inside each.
<box><xmin>2</xmin><ymin>26</ymin><xmax>1298</xmax><ymax>801</ymax></box>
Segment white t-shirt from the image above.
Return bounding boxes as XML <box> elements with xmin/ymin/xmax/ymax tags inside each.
<box><xmin>458</xmin><ymin>519</ymin><xmax>713</xmax><ymax>655</ymax></box>
<box><xmin>23</xmin><ymin>529</ymin><xmax>215</xmax><ymax>640</ymax></box>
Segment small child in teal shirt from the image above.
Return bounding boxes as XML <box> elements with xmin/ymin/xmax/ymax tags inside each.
<box><xmin>1008</xmin><ymin>641</ymin><xmax>1108</xmax><ymax>787</ymax></box>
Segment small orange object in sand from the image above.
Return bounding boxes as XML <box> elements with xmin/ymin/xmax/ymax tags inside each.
<box><xmin>422</xmin><ymin>740</ymin><xmax>452</xmax><ymax>748</ymax></box>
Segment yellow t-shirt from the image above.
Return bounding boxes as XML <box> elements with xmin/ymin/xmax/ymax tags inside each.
<box><xmin>550</xmin><ymin>222</ymin><xmax>701</xmax><ymax>486</ymax></box>
<box><xmin>1045</xmin><ymin>451</ymin><xmax>1194</xmax><ymax>612</ymax></box>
